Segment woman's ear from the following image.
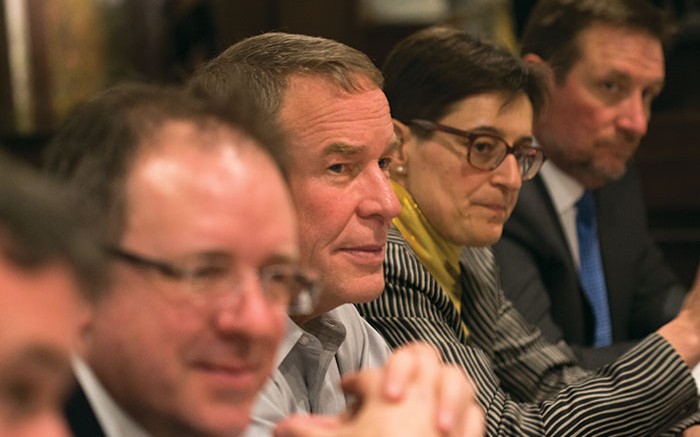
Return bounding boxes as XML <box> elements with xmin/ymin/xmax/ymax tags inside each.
<box><xmin>391</xmin><ymin>120</ymin><xmax>412</xmax><ymax>178</ymax></box>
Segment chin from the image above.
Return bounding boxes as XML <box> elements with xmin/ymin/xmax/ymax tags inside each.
<box><xmin>338</xmin><ymin>273</ymin><xmax>385</xmax><ymax>305</ymax></box>
<box><xmin>469</xmin><ymin>239</ymin><xmax>497</xmax><ymax>248</ymax></box>
<box><xmin>455</xmin><ymin>226</ymin><xmax>502</xmax><ymax>248</ymax></box>
<box><xmin>186</xmin><ymin>402</ymin><xmax>253</xmax><ymax>437</ymax></box>
<box><xmin>587</xmin><ymin>159</ymin><xmax>628</xmax><ymax>185</ymax></box>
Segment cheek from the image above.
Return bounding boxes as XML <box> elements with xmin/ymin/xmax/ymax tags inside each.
<box><xmin>291</xmin><ymin>183</ymin><xmax>350</xmax><ymax>253</ymax></box>
<box><xmin>505</xmin><ymin>193</ymin><xmax>518</xmax><ymax>215</ymax></box>
<box><xmin>93</xmin><ymin>290</ymin><xmax>200</xmax><ymax>365</ymax></box>
<box><xmin>554</xmin><ymin>88</ymin><xmax>612</xmax><ymax>136</ymax></box>
<box><xmin>290</xmin><ymin>180</ymin><xmax>328</xmax><ymax>232</ymax></box>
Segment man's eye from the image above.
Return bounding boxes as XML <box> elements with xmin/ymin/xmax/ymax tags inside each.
<box><xmin>378</xmin><ymin>157</ymin><xmax>392</xmax><ymax>170</ymax></box>
<box><xmin>328</xmin><ymin>163</ymin><xmax>346</xmax><ymax>174</ymax></box>
<box><xmin>642</xmin><ymin>87</ymin><xmax>660</xmax><ymax>106</ymax></box>
<box><xmin>601</xmin><ymin>81</ymin><xmax>620</xmax><ymax>94</ymax></box>
<box><xmin>0</xmin><ymin>379</ymin><xmax>39</xmax><ymax>416</ymax></box>
<box><xmin>191</xmin><ymin>265</ymin><xmax>229</xmax><ymax>279</ymax></box>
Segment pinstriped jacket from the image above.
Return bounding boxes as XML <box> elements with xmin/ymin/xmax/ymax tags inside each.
<box><xmin>357</xmin><ymin>227</ymin><xmax>700</xmax><ymax>436</ymax></box>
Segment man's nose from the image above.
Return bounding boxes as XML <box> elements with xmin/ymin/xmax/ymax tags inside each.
<box><xmin>617</xmin><ymin>93</ymin><xmax>649</xmax><ymax>139</ymax></box>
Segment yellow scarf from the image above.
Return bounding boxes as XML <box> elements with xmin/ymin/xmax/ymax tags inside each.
<box><xmin>391</xmin><ymin>181</ymin><xmax>469</xmax><ymax>339</ymax></box>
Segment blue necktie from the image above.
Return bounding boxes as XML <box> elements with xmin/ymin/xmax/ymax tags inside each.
<box><xmin>576</xmin><ymin>190</ymin><xmax>612</xmax><ymax>347</ymax></box>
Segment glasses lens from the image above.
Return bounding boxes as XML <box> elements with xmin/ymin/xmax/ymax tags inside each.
<box><xmin>262</xmin><ymin>265</ymin><xmax>320</xmax><ymax>316</ymax></box>
<box><xmin>514</xmin><ymin>147</ymin><xmax>544</xmax><ymax>181</ymax></box>
<box><xmin>468</xmin><ymin>135</ymin><xmax>507</xmax><ymax>170</ymax></box>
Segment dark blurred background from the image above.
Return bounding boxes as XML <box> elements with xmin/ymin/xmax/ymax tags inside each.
<box><xmin>0</xmin><ymin>0</ymin><xmax>698</xmax><ymax>286</ymax></box>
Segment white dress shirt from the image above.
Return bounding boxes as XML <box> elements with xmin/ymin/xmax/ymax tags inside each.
<box><xmin>539</xmin><ymin>160</ymin><xmax>585</xmax><ymax>268</ymax></box>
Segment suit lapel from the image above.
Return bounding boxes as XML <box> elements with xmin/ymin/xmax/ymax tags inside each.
<box><xmin>64</xmin><ymin>383</ymin><xmax>106</xmax><ymax>437</ymax></box>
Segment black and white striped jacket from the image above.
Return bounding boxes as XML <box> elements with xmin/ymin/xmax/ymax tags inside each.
<box><xmin>357</xmin><ymin>227</ymin><xmax>699</xmax><ymax>436</ymax></box>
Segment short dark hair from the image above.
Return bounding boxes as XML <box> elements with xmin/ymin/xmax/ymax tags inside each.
<box><xmin>43</xmin><ymin>83</ymin><xmax>284</xmax><ymax>244</ymax></box>
<box><xmin>521</xmin><ymin>0</ymin><xmax>675</xmax><ymax>82</ymax></box>
<box><xmin>383</xmin><ymin>26</ymin><xmax>546</xmax><ymax>133</ymax></box>
<box><xmin>188</xmin><ymin>32</ymin><xmax>384</xmax><ymax>124</ymax></box>
<box><xmin>0</xmin><ymin>151</ymin><xmax>107</xmax><ymax>300</ymax></box>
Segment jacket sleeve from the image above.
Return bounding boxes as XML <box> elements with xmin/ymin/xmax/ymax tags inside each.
<box><xmin>493</xmin><ymin>235</ymin><xmax>639</xmax><ymax>369</ymax></box>
<box><xmin>597</xmin><ymin>165</ymin><xmax>687</xmax><ymax>336</ymax></box>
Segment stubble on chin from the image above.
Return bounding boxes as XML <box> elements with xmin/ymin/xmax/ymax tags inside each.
<box><xmin>587</xmin><ymin>154</ymin><xmax>630</xmax><ymax>186</ymax></box>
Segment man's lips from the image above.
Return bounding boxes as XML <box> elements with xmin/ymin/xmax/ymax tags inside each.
<box><xmin>336</xmin><ymin>244</ymin><xmax>386</xmax><ymax>263</ymax></box>
<box><xmin>193</xmin><ymin>361</ymin><xmax>264</xmax><ymax>392</ymax></box>
<box><xmin>195</xmin><ymin>361</ymin><xmax>257</xmax><ymax>375</ymax></box>
<box><xmin>598</xmin><ymin>139</ymin><xmax>638</xmax><ymax>158</ymax></box>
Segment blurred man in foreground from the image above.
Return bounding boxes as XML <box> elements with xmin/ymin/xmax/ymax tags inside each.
<box><xmin>0</xmin><ymin>151</ymin><xmax>106</xmax><ymax>436</ymax></box>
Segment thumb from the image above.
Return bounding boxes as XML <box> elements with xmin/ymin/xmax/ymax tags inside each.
<box><xmin>274</xmin><ymin>414</ymin><xmax>342</xmax><ymax>437</ymax></box>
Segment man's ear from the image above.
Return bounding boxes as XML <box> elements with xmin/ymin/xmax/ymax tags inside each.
<box><xmin>523</xmin><ymin>53</ymin><xmax>555</xmax><ymax>83</ymax></box>
<box><xmin>522</xmin><ymin>53</ymin><xmax>544</xmax><ymax>65</ymax></box>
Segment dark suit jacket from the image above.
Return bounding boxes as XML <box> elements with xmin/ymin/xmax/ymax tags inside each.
<box><xmin>357</xmin><ymin>227</ymin><xmax>698</xmax><ymax>435</ymax></box>
<box><xmin>493</xmin><ymin>165</ymin><xmax>686</xmax><ymax>368</ymax></box>
<box><xmin>64</xmin><ymin>384</ymin><xmax>106</xmax><ymax>437</ymax></box>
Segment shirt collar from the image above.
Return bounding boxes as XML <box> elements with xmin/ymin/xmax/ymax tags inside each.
<box><xmin>275</xmin><ymin>307</ymin><xmax>349</xmax><ymax>367</ymax></box>
<box><xmin>539</xmin><ymin>160</ymin><xmax>585</xmax><ymax>215</ymax></box>
<box><xmin>275</xmin><ymin>317</ymin><xmax>305</xmax><ymax>367</ymax></box>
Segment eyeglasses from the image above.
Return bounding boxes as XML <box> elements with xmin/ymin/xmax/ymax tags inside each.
<box><xmin>410</xmin><ymin>119</ymin><xmax>546</xmax><ymax>181</ymax></box>
<box><xmin>108</xmin><ymin>247</ymin><xmax>321</xmax><ymax>316</ymax></box>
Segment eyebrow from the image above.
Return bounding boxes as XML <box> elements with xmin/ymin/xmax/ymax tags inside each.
<box><xmin>463</xmin><ymin>124</ymin><xmax>535</xmax><ymax>145</ymax></box>
<box><xmin>606</xmin><ymin>69</ymin><xmax>665</xmax><ymax>89</ymax></box>
<box><xmin>3</xmin><ymin>344</ymin><xmax>73</xmax><ymax>377</ymax></box>
<box><xmin>321</xmin><ymin>133</ymin><xmax>400</xmax><ymax>159</ymax></box>
<box><xmin>468</xmin><ymin>125</ymin><xmax>502</xmax><ymax>135</ymax></box>
<box><xmin>321</xmin><ymin>143</ymin><xmax>365</xmax><ymax>158</ymax></box>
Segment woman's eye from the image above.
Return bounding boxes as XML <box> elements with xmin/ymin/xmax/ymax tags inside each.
<box><xmin>471</xmin><ymin>140</ymin><xmax>497</xmax><ymax>154</ymax></box>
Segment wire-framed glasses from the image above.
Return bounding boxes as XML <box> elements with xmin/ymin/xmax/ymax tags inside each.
<box><xmin>410</xmin><ymin>119</ymin><xmax>546</xmax><ymax>181</ymax></box>
<box><xmin>108</xmin><ymin>247</ymin><xmax>321</xmax><ymax>316</ymax></box>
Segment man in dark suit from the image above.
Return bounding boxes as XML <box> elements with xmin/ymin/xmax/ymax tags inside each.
<box><xmin>494</xmin><ymin>0</ymin><xmax>687</xmax><ymax>368</ymax></box>
<box><xmin>0</xmin><ymin>152</ymin><xmax>106</xmax><ymax>437</ymax></box>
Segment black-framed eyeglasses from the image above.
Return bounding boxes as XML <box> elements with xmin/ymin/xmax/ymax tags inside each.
<box><xmin>410</xmin><ymin>119</ymin><xmax>546</xmax><ymax>181</ymax></box>
<box><xmin>108</xmin><ymin>247</ymin><xmax>321</xmax><ymax>316</ymax></box>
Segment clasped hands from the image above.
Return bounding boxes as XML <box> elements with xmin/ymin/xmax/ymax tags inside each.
<box><xmin>274</xmin><ymin>343</ymin><xmax>484</xmax><ymax>437</ymax></box>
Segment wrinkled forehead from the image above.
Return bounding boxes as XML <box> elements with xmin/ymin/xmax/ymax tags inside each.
<box><xmin>280</xmin><ymin>75</ymin><xmax>394</xmax><ymax>151</ymax></box>
<box><xmin>575</xmin><ymin>23</ymin><xmax>664</xmax><ymax>65</ymax></box>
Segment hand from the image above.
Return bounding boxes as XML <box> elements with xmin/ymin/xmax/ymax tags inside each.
<box><xmin>683</xmin><ymin>425</ymin><xmax>700</xmax><ymax>436</ymax></box>
<box><xmin>381</xmin><ymin>343</ymin><xmax>483</xmax><ymax>433</ymax></box>
<box><xmin>273</xmin><ymin>342</ymin><xmax>485</xmax><ymax>437</ymax></box>
<box><xmin>659</xmin><ymin>264</ymin><xmax>700</xmax><ymax>368</ymax></box>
